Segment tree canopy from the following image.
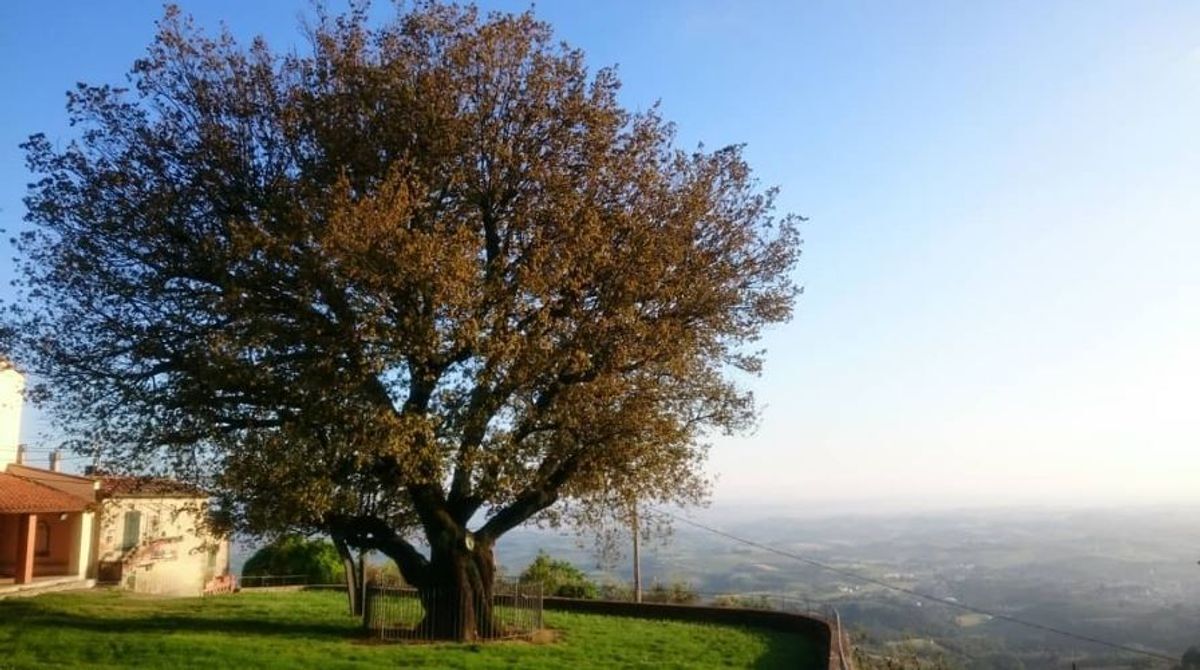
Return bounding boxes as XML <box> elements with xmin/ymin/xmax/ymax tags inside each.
<box><xmin>10</xmin><ymin>1</ymin><xmax>800</xmax><ymax>639</ymax></box>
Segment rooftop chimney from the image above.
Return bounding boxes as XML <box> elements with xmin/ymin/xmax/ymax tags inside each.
<box><xmin>0</xmin><ymin>364</ymin><xmax>23</xmax><ymax>470</ymax></box>
<box><xmin>15</xmin><ymin>444</ymin><xmax>25</xmax><ymax>465</ymax></box>
<box><xmin>49</xmin><ymin>449</ymin><xmax>61</xmax><ymax>472</ymax></box>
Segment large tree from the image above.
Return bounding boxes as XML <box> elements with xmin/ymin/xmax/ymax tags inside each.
<box><xmin>11</xmin><ymin>2</ymin><xmax>801</xmax><ymax>640</ymax></box>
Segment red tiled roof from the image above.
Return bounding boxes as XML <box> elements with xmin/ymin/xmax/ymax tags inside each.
<box><xmin>98</xmin><ymin>475</ymin><xmax>206</xmax><ymax>499</ymax></box>
<box><xmin>6</xmin><ymin>464</ymin><xmax>97</xmax><ymax>503</ymax></box>
<box><xmin>0</xmin><ymin>472</ymin><xmax>90</xmax><ymax>513</ymax></box>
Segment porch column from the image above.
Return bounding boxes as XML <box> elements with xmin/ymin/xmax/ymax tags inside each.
<box><xmin>14</xmin><ymin>513</ymin><xmax>36</xmax><ymax>584</ymax></box>
<box><xmin>69</xmin><ymin>512</ymin><xmax>94</xmax><ymax>578</ymax></box>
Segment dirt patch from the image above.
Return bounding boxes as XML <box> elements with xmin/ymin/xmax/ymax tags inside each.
<box><xmin>354</xmin><ymin>627</ymin><xmax>561</xmax><ymax>646</ymax></box>
<box><xmin>529</xmin><ymin>628</ymin><xmax>560</xmax><ymax>645</ymax></box>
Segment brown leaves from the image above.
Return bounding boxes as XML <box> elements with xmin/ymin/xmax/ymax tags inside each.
<box><xmin>10</xmin><ymin>2</ymin><xmax>801</xmax><ymax>563</ymax></box>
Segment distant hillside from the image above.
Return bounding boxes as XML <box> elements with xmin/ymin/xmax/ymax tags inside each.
<box><xmin>497</xmin><ymin>505</ymin><xmax>1200</xmax><ymax>670</ymax></box>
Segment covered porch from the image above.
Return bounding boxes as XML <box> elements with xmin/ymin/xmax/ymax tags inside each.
<box><xmin>0</xmin><ymin>473</ymin><xmax>93</xmax><ymax>586</ymax></box>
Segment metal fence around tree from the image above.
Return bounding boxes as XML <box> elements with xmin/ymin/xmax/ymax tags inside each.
<box><xmin>363</xmin><ymin>579</ymin><xmax>543</xmax><ymax>642</ymax></box>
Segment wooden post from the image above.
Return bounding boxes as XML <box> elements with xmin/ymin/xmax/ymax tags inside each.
<box><xmin>631</xmin><ymin>504</ymin><xmax>641</xmax><ymax>604</ymax></box>
<box><xmin>362</xmin><ymin>580</ymin><xmax>374</xmax><ymax>632</ymax></box>
<box><xmin>359</xmin><ymin>549</ymin><xmax>367</xmax><ymax>617</ymax></box>
<box><xmin>14</xmin><ymin>513</ymin><xmax>37</xmax><ymax>584</ymax></box>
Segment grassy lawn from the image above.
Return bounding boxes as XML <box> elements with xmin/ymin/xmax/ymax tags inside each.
<box><xmin>0</xmin><ymin>589</ymin><xmax>822</xmax><ymax>669</ymax></box>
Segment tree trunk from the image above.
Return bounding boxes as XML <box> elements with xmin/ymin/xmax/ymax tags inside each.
<box><xmin>330</xmin><ymin>532</ymin><xmax>362</xmax><ymax>616</ymax></box>
<box><xmin>416</xmin><ymin>536</ymin><xmax>496</xmax><ymax>641</ymax></box>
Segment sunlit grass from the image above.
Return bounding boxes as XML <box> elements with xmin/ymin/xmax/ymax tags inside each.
<box><xmin>0</xmin><ymin>589</ymin><xmax>821</xmax><ymax>669</ymax></box>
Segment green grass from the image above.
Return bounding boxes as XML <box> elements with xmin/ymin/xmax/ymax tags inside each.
<box><xmin>0</xmin><ymin>589</ymin><xmax>822</xmax><ymax>669</ymax></box>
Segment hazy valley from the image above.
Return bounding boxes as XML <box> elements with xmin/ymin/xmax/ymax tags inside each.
<box><xmin>490</xmin><ymin>504</ymin><xmax>1200</xmax><ymax>669</ymax></box>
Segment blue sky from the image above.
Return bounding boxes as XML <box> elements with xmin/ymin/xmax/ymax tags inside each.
<box><xmin>1</xmin><ymin>1</ymin><xmax>1197</xmax><ymax>507</ymax></box>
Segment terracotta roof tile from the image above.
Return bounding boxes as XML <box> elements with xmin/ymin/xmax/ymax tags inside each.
<box><xmin>98</xmin><ymin>475</ymin><xmax>206</xmax><ymax>498</ymax></box>
<box><xmin>0</xmin><ymin>472</ymin><xmax>90</xmax><ymax>513</ymax></box>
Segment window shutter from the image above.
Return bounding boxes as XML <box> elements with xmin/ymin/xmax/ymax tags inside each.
<box><xmin>121</xmin><ymin>511</ymin><xmax>142</xmax><ymax>550</ymax></box>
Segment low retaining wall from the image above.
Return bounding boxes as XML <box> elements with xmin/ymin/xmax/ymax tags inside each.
<box><xmin>543</xmin><ymin>597</ymin><xmax>838</xmax><ymax>669</ymax></box>
<box><xmin>237</xmin><ymin>584</ymin><xmax>851</xmax><ymax>668</ymax></box>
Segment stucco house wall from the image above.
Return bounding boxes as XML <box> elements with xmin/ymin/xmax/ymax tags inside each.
<box><xmin>94</xmin><ymin>494</ymin><xmax>229</xmax><ymax>596</ymax></box>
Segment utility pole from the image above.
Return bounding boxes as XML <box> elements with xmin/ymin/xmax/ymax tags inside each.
<box><xmin>631</xmin><ymin>503</ymin><xmax>641</xmax><ymax>603</ymax></box>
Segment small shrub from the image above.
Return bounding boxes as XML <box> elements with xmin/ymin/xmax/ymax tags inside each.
<box><xmin>242</xmin><ymin>535</ymin><xmax>344</xmax><ymax>584</ymax></box>
<box><xmin>712</xmin><ymin>594</ymin><xmax>774</xmax><ymax>609</ymax></box>
<box><xmin>519</xmin><ymin>551</ymin><xmax>598</xmax><ymax>599</ymax></box>
<box><xmin>1182</xmin><ymin>646</ymin><xmax>1200</xmax><ymax>670</ymax></box>
<box><xmin>643</xmin><ymin>580</ymin><xmax>698</xmax><ymax>605</ymax></box>
<box><xmin>598</xmin><ymin>581</ymin><xmax>634</xmax><ymax>601</ymax></box>
<box><xmin>365</xmin><ymin>560</ymin><xmax>404</xmax><ymax>586</ymax></box>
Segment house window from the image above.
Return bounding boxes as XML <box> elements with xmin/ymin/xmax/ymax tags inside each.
<box><xmin>35</xmin><ymin>521</ymin><xmax>50</xmax><ymax>557</ymax></box>
<box><xmin>121</xmin><ymin>511</ymin><xmax>142</xmax><ymax>550</ymax></box>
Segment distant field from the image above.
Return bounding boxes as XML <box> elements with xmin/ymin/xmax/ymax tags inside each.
<box><xmin>953</xmin><ymin>613</ymin><xmax>991</xmax><ymax>628</ymax></box>
<box><xmin>0</xmin><ymin>589</ymin><xmax>821</xmax><ymax>669</ymax></box>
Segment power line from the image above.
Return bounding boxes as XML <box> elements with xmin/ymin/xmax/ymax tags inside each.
<box><xmin>653</xmin><ymin>508</ymin><xmax>1177</xmax><ymax>664</ymax></box>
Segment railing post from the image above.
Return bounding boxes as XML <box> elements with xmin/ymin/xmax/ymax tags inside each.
<box><xmin>361</xmin><ymin>583</ymin><xmax>372</xmax><ymax>632</ymax></box>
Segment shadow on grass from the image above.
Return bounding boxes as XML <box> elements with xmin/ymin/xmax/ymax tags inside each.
<box><xmin>0</xmin><ymin>598</ymin><xmax>356</xmax><ymax>642</ymax></box>
<box><xmin>1</xmin><ymin>597</ymin><xmax>828</xmax><ymax>669</ymax></box>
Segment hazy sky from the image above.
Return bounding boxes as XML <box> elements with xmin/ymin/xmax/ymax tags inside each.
<box><xmin>1</xmin><ymin>1</ymin><xmax>1197</xmax><ymax>508</ymax></box>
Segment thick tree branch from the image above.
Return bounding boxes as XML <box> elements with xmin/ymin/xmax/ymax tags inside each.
<box><xmin>477</xmin><ymin>451</ymin><xmax>582</xmax><ymax>542</ymax></box>
<box><xmin>327</xmin><ymin>514</ymin><xmax>431</xmax><ymax>587</ymax></box>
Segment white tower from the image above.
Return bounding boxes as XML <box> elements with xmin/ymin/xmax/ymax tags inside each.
<box><xmin>0</xmin><ymin>360</ymin><xmax>25</xmax><ymax>470</ymax></box>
